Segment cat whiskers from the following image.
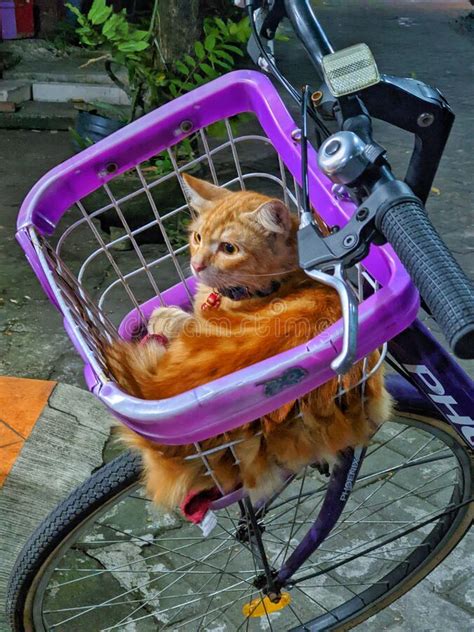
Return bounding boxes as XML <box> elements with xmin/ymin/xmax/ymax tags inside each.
<box><xmin>236</xmin><ymin>268</ymin><xmax>299</xmax><ymax>279</ymax></box>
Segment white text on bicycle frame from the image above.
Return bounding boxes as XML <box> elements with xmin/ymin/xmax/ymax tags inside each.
<box><xmin>404</xmin><ymin>364</ymin><xmax>474</xmax><ymax>446</ymax></box>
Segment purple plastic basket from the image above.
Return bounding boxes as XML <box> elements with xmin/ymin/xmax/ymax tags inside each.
<box><xmin>16</xmin><ymin>70</ymin><xmax>420</xmax><ymax>445</ymax></box>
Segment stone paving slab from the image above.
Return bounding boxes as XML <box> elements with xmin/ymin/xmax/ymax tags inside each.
<box><xmin>3</xmin><ymin>58</ymin><xmax>129</xmax><ymax>86</ymax></box>
<box><xmin>32</xmin><ymin>81</ymin><xmax>129</xmax><ymax>106</ymax></box>
<box><xmin>0</xmin><ymin>382</ymin><xmax>115</xmax><ymax>632</ymax></box>
<box><xmin>0</xmin><ymin>81</ymin><xmax>31</xmax><ymax>105</ymax></box>
<box><xmin>0</xmin><ymin>101</ymin><xmax>77</xmax><ymax>130</ymax></box>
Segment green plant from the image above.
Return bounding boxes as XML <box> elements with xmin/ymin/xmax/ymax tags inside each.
<box><xmin>66</xmin><ymin>0</ymin><xmax>151</xmax><ymax>120</ymax></box>
<box><xmin>66</xmin><ymin>0</ymin><xmax>150</xmax><ymax>53</ymax></box>
<box><xmin>163</xmin><ymin>16</ymin><xmax>251</xmax><ymax>100</ymax></box>
<box><xmin>67</xmin><ymin>0</ymin><xmax>251</xmax><ymax>121</ymax></box>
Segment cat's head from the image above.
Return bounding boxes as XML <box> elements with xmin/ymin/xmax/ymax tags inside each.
<box><xmin>182</xmin><ymin>174</ymin><xmax>297</xmax><ymax>294</ymax></box>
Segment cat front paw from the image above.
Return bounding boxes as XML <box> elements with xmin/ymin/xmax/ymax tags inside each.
<box><xmin>147</xmin><ymin>306</ymin><xmax>193</xmax><ymax>341</ymax></box>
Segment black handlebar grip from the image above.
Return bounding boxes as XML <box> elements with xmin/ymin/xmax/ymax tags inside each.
<box><xmin>376</xmin><ymin>201</ymin><xmax>474</xmax><ymax>359</ymax></box>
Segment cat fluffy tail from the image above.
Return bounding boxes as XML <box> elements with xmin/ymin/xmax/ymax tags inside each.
<box><xmin>104</xmin><ymin>340</ymin><xmax>166</xmax><ymax>399</ymax></box>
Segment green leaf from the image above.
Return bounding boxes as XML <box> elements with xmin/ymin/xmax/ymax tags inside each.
<box><xmin>89</xmin><ymin>100</ymin><xmax>129</xmax><ymax>121</ymax></box>
<box><xmin>66</xmin><ymin>3</ymin><xmax>88</xmax><ymax>29</ymax></box>
<box><xmin>102</xmin><ymin>12</ymin><xmax>123</xmax><ymax>39</ymax></box>
<box><xmin>194</xmin><ymin>41</ymin><xmax>205</xmax><ymax>61</ymax></box>
<box><xmin>88</xmin><ymin>0</ymin><xmax>112</xmax><ymax>26</ymax></box>
<box><xmin>175</xmin><ymin>61</ymin><xmax>189</xmax><ymax>75</ymax></box>
<box><xmin>154</xmin><ymin>72</ymin><xmax>166</xmax><ymax>86</ymax></box>
<box><xmin>129</xmin><ymin>29</ymin><xmax>149</xmax><ymax>41</ymax></box>
<box><xmin>214</xmin><ymin>17</ymin><xmax>228</xmax><ymax>35</ymax></box>
<box><xmin>207</xmin><ymin>120</ymin><xmax>227</xmax><ymax>137</ymax></box>
<box><xmin>169</xmin><ymin>83</ymin><xmax>178</xmax><ymax>97</ymax></box>
<box><xmin>212</xmin><ymin>57</ymin><xmax>232</xmax><ymax>71</ymax></box>
<box><xmin>213</xmin><ymin>49</ymin><xmax>234</xmax><ymax>64</ymax></box>
<box><xmin>233</xmin><ymin>17</ymin><xmax>251</xmax><ymax>41</ymax></box>
<box><xmin>236</xmin><ymin>112</ymin><xmax>254</xmax><ymax>124</ymax></box>
<box><xmin>112</xmin><ymin>50</ymin><xmax>127</xmax><ymax>65</ymax></box>
<box><xmin>204</xmin><ymin>34</ymin><xmax>216</xmax><ymax>51</ymax></box>
<box><xmin>69</xmin><ymin>126</ymin><xmax>95</xmax><ymax>149</ymax></box>
<box><xmin>117</xmin><ymin>40</ymin><xmax>149</xmax><ymax>52</ymax></box>
<box><xmin>184</xmin><ymin>54</ymin><xmax>195</xmax><ymax>68</ymax></box>
<box><xmin>205</xmin><ymin>26</ymin><xmax>219</xmax><ymax>39</ymax></box>
<box><xmin>221</xmin><ymin>44</ymin><xmax>244</xmax><ymax>56</ymax></box>
<box><xmin>65</xmin><ymin>3</ymin><xmax>78</xmax><ymax>15</ymax></box>
<box><xmin>193</xmin><ymin>73</ymin><xmax>205</xmax><ymax>84</ymax></box>
<box><xmin>201</xmin><ymin>63</ymin><xmax>217</xmax><ymax>78</ymax></box>
<box><xmin>77</xmin><ymin>27</ymin><xmax>102</xmax><ymax>47</ymax></box>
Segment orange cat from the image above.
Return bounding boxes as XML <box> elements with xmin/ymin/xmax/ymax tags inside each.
<box><xmin>105</xmin><ymin>174</ymin><xmax>392</xmax><ymax>509</ymax></box>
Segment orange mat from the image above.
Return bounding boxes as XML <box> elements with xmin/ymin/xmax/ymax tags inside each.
<box><xmin>0</xmin><ymin>376</ymin><xmax>56</xmax><ymax>486</ymax></box>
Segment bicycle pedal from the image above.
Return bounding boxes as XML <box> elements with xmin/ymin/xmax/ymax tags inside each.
<box><xmin>242</xmin><ymin>592</ymin><xmax>291</xmax><ymax>618</ymax></box>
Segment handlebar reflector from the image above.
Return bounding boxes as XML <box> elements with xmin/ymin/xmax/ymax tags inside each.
<box><xmin>322</xmin><ymin>43</ymin><xmax>381</xmax><ymax>97</ymax></box>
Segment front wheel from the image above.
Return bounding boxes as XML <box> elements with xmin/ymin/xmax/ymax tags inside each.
<box><xmin>6</xmin><ymin>409</ymin><xmax>472</xmax><ymax>632</ymax></box>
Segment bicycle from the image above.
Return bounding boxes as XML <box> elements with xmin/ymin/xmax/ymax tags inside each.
<box><xmin>6</xmin><ymin>1</ymin><xmax>473</xmax><ymax>630</ymax></box>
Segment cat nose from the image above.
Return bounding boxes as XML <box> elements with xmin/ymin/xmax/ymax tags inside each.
<box><xmin>192</xmin><ymin>260</ymin><xmax>207</xmax><ymax>273</ymax></box>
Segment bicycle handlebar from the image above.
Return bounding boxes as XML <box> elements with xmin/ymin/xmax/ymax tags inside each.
<box><xmin>244</xmin><ymin>1</ymin><xmax>473</xmax><ymax>359</ymax></box>
<box><xmin>376</xmin><ymin>200</ymin><xmax>474</xmax><ymax>359</ymax></box>
<box><xmin>282</xmin><ymin>0</ymin><xmax>333</xmax><ymax>74</ymax></box>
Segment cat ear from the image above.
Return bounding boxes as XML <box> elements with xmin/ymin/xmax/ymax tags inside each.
<box><xmin>182</xmin><ymin>173</ymin><xmax>231</xmax><ymax>213</ymax></box>
<box><xmin>246</xmin><ymin>200</ymin><xmax>291</xmax><ymax>234</ymax></box>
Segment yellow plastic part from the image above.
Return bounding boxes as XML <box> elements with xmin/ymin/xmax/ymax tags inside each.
<box><xmin>242</xmin><ymin>592</ymin><xmax>291</xmax><ymax>618</ymax></box>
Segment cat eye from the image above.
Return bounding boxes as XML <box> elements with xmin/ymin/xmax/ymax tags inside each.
<box><xmin>193</xmin><ymin>232</ymin><xmax>202</xmax><ymax>244</ymax></box>
<box><xmin>221</xmin><ymin>242</ymin><xmax>238</xmax><ymax>255</ymax></box>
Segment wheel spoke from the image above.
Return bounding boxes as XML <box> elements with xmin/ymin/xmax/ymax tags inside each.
<box><xmin>30</xmin><ymin>416</ymin><xmax>469</xmax><ymax>632</ymax></box>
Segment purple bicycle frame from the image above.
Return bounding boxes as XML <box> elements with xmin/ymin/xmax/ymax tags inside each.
<box><xmin>273</xmin><ymin>319</ymin><xmax>473</xmax><ymax>588</ymax></box>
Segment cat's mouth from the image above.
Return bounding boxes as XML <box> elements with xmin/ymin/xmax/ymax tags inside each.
<box><xmin>193</xmin><ymin>266</ymin><xmax>244</xmax><ymax>292</ymax></box>
<box><xmin>194</xmin><ymin>267</ymin><xmax>283</xmax><ymax>299</ymax></box>
<box><xmin>192</xmin><ymin>266</ymin><xmax>220</xmax><ymax>287</ymax></box>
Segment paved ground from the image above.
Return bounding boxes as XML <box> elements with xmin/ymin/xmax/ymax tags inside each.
<box><xmin>0</xmin><ymin>0</ymin><xmax>473</xmax><ymax>630</ymax></box>
<box><xmin>0</xmin><ymin>379</ymin><xmax>116</xmax><ymax>631</ymax></box>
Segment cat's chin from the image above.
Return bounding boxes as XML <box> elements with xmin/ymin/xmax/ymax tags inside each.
<box><xmin>192</xmin><ymin>269</ymin><xmax>212</xmax><ymax>287</ymax></box>
<box><xmin>195</xmin><ymin>269</ymin><xmax>226</xmax><ymax>290</ymax></box>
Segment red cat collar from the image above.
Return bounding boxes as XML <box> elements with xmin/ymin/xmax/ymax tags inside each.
<box><xmin>201</xmin><ymin>281</ymin><xmax>281</xmax><ymax>310</ymax></box>
<box><xmin>201</xmin><ymin>291</ymin><xmax>222</xmax><ymax>311</ymax></box>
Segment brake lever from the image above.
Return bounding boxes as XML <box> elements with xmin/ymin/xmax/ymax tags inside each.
<box><xmin>305</xmin><ymin>264</ymin><xmax>359</xmax><ymax>375</ymax></box>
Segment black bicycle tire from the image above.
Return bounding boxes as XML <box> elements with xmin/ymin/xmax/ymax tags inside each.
<box><xmin>5</xmin><ymin>450</ymin><xmax>143</xmax><ymax>632</ymax></box>
<box><xmin>5</xmin><ymin>413</ymin><xmax>472</xmax><ymax>632</ymax></box>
